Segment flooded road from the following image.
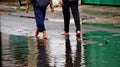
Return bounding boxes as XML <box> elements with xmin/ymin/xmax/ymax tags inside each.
<box><xmin>1</xmin><ymin>33</ymin><xmax>82</xmax><ymax>67</ymax></box>
<box><xmin>1</xmin><ymin>14</ymin><xmax>120</xmax><ymax>67</ymax></box>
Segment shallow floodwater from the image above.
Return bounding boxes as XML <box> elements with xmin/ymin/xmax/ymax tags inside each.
<box><xmin>1</xmin><ymin>30</ymin><xmax>120</xmax><ymax>67</ymax></box>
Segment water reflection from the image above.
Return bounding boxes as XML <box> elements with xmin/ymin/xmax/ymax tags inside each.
<box><xmin>9</xmin><ymin>35</ymin><xmax>29</xmax><ymax>67</ymax></box>
<box><xmin>83</xmin><ymin>31</ymin><xmax>120</xmax><ymax>67</ymax></box>
<box><xmin>74</xmin><ymin>39</ymin><xmax>81</xmax><ymax>67</ymax></box>
<box><xmin>2</xmin><ymin>33</ymin><xmax>83</xmax><ymax>67</ymax></box>
<box><xmin>65</xmin><ymin>36</ymin><xmax>73</xmax><ymax>67</ymax></box>
<box><xmin>36</xmin><ymin>37</ymin><xmax>50</xmax><ymax>67</ymax></box>
<box><xmin>65</xmin><ymin>36</ymin><xmax>82</xmax><ymax>67</ymax></box>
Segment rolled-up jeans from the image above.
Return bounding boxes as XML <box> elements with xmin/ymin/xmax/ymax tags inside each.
<box><xmin>32</xmin><ymin>1</ymin><xmax>47</xmax><ymax>32</ymax></box>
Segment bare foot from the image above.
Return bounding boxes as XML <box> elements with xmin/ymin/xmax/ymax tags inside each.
<box><xmin>35</xmin><ymin>28</ymin><xmax>39</xmax><ymax>37</ymax></box>
<box><xmin>43</xmin><ymin>34</ymin><xmax>47</xmax><ymax>39</ymax></box>
<box><xmin>60</xmin><ymin>32</ymin><xmax>69</xmax><ymax>36</ymax></box>
<box><xmin>76</xmin><ymin>30</ymin><xmax>81</xmax><ymax>37</ymax></box>
<box><xmin>43</xmin><ymin>31</ymin><xmax>48</xmax><ymax>39</ymax></box>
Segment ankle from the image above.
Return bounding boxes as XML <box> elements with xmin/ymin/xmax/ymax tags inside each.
<box><xmin>76</xmin><ymin>30</ymin><xmax>81</xmax><ymax>33</ymax></box>
<box><xmin>43</xmin><ymin>31</ymin><xmax>47</xmax><ymax>35</ymax></box>
<box><xmin>35</xmin><ymin>28</ymin><xmax>39</xmax><ymax>36</ymax></box>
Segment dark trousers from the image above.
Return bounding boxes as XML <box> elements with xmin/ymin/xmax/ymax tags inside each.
<box><xmin>62</xmin><ymin>0</ymin><xmax>80</xmax><ymax>32</ymax></box>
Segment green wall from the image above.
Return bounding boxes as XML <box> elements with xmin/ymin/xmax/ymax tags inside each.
<box><xmin>82</xmin><ymin>0</ymin><xmax>120</xmax><ymax>5</ymax></box>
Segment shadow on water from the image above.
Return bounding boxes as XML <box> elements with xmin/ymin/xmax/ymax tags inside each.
<box><xmin>83</xmin><ymin>30</ymin><xmax>120</xmax><ymax>67</ymax></box>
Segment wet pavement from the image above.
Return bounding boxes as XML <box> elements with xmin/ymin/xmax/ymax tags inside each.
<box><xmin>84</xmin><ymin>31</ymin><xmax>120</xmax><ymax>67</ymax></box>
<box><xmin>1</xmin><ymin>3</ymin><xmax>120</xmax><ymax>67</ymax></box>
<box><xmin>1</xmin><ymin>11</ymin><xmax>120</xmax><ymax>67</ymax></box>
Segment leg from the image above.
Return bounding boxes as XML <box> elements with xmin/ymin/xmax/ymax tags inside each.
<box><xmin>33</xmin><ymin>5</ymin><xmax>46</xmax><ymax>32</ymax></box>
<box><xmin>70</xmin><ymin>2</ymin><xmax>81</xmax><ymax>37</ymax></box>
<box><xmin>41</xmin><ymin>7</ymin><xmax>48</xmax><ymax>39</ymax></box>
<box><xmin>61</xmin><ymin>1</ymin><xmax>70</xmax><ymax>35</ymax></box>
<box><xmin>63</xmin><ymin>1</ymin><xmax>70</xmax><ymax>33</ymax></box>
<box><xmin>35</xmin><ymin>27</ymin><xmax>39</xmax><ymax>37</ymax></box>
<box><xmin>70</xmin><ymin>2</ymin><xmax>80</xmax><ymax>32</ymax></box>
<box><xmin>33</xmin><ymin>5</ymin><xmax>48</xmax><ymax>38</ymax></box>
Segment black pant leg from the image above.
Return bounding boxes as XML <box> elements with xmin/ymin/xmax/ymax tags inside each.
<box><xmin>62</xmin><ymin>1</ymin><xmax>70</xmax><ymax>32</ymax></box>
<box><xmin>70</xmin><ymin>2</ymin><xmax>80</xmax><ymax>31</ymax></box>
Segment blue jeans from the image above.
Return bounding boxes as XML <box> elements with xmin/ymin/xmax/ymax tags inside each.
<box><xmin>62</xmin><ymin>0</ymin><xmax>80</xmax><ymax>32</ymax></box>
<box><xmin>32</xmin><ymin>1</ymin><xmax>47</xmax><ymax>32</ymax></box>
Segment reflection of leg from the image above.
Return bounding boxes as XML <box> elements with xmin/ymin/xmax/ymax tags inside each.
<box><xmin>43</xmin><ymin>39</ymin><xmax>48</xmax><ymax>46</ymax></box>
<box><xmin>65</xmin><ymin>36</ymin><xmax>73</xmax><ymax>66</ymax></box>
<box><xmin>74</xmin><ymin>40</ymin><xmax>81</xmax><ymax>66</ymax></box>
<box><xmin>36</xmin><ymin>37</ymin><xmax>40</xmax><ymax>49</ymax></box>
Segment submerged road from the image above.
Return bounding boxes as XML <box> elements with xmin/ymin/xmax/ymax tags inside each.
<box><xmin>1</xmin><ymin>13</ymin><xmax>120</xmax><ymax>67</ymax></box>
